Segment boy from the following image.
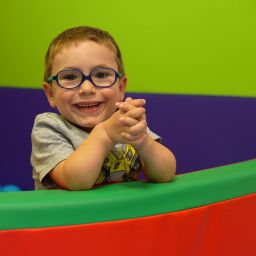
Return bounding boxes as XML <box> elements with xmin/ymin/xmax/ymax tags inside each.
<box><xmin>31</xmin><ymin>26</ymin><xmax>176</xmax><ymax>190</ymax></box>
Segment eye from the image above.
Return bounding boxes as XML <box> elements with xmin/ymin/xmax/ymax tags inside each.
<box><xmin>95</xmin><ymin>71</ymin><xmax>109</xmax><ymax>79</ymax></box>
<box><xmin>62</xmin><ymin>73</ymin><xmax>78</xmax><ymax>81</ymax></box>
<box><xmin>58</xmin><ymin>70</ymin><xmax>81</xmax><ymax>82</ymax></box>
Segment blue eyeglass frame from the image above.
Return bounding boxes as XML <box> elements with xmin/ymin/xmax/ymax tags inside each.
<box><xmin>47</xmin><ymin>67</ymin><xmax>122</xmax><ymax>89</ymax></box>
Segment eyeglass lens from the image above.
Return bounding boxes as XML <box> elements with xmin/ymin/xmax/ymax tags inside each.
<box><xmin>58</xmin><ymin>69</ymin><xmax>116</xmax><ymax>88</ymax></box>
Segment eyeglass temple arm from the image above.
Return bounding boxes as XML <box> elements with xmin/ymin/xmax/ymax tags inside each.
<box><xmin>47</xmin><ymin>76</ymin><xmax>55</xmax><ymax>82</ymax></box>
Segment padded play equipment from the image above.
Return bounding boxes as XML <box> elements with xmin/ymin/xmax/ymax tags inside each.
<box><xmin>0</xmin><ymin>159</ymin><xmax>255</xmax><ymax>255</ymax></box>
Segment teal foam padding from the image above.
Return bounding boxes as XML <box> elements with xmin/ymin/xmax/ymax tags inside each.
<box><xmin>0</xmin><ymin>159</ymin><xmax>255</xmax><ymax>230</ymax></box>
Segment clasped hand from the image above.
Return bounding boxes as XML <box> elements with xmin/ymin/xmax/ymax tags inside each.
<box><xmin>102</xmin><ymin>97</ymin><xmax>148</xmax><ymax>149</ymax></box>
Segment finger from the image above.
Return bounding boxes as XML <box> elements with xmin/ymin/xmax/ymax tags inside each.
<box><xmin>117</xmin><ymin>102</ymin><xmax>135</xmax><ymax>113</ymax></box>
<box><xmin>124</xmin><ymin>107</ymin><xmax>145</xmax><ymax>119</ymax></box>
<box><xmin>128</xmin><ymin>98</ymin><xmax>146</xmax><ymax>108</ymax></box>
<box><xmin>125</xmin><ymin>97</ymin><xmax>133</xmax><ymax>103</ymax></box>
<box><xmin>121</xmin><ymin>132</ymin><xmax>142</xmax><ymax>141</ymax></box>
<box><xmin>119</xmin><ymin>116</ymin><xmax>139</xmax><ymax>126</ymax></box>
<box><xmin>124</xmin><ymin>98</ymin><xmax>146</xmax><ymax>107</ymax></box>
<box><xmin>127</xmin><ymin>120</ymin><xmax>147</xmax><ymax>135</ymax></box>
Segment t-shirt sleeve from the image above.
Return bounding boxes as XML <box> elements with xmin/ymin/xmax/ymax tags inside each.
<box><xmin>147</xmin><ymin>127</ymin><xmax>161</xmax><ymax>142</ymax></box>
<box><xmin>31</xmin><ymin>114</ymin><xmax>74</xmax><ymax>183</ymax></box>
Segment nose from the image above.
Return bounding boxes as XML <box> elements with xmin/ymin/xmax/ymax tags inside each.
<box><xmin>78</xmin><ymin>80</ymin><xmax>96</xmax><ymax>95</ymax></box>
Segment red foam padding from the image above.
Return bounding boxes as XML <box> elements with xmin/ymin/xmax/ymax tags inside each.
<box><xmin>1</xmin><ymin>193</ymin><xmax>255</xmax><ymax>256</ymax></box>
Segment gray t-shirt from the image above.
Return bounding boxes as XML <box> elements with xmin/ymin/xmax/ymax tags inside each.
<box><xmin>31</xmin><ymin>112</ymin><xmax>160</xmax><ymax>190</ymax></box>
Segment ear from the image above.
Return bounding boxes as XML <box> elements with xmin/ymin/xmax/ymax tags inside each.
<box><xmin>43</xmin><ymin>82</ymin><xmax>57</xmax><ymax>108</ymax></box>
<box><xmin>118</xmin><ymin>75</ymin><xmax>128</xmax><ymax>102</ymax></box>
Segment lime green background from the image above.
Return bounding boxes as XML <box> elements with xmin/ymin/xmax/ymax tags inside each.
<box><xmin>0</xmin><ymin>0</ymin><xmax>255</xmax><ymax>96</ymax></box>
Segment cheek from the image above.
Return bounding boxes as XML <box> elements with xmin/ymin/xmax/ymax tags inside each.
<box><xmin>55</xmin><ymin>90</ymin><xmax>72</xmax><ymax>102</ymax></box>
<box><xmin>53</xmin><ymin>91</ymin><xmax>73</xmax><ymax>111</ymax></box>
<box><xmin>109</xmin><ymin>86</ymin><xmax>125</xmax><ymax>103</ymax></box>
<box><xmin>101</xmin><ymin>88</ymin><xmax>117</xmax><ymax>101</ymax></box>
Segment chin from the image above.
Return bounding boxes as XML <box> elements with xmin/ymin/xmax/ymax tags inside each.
<box><xmin>73</xmin><ymin>116</ymin><xmax>106</xmax><ymax>130</ymax></box>
<box><xmin>79</xmin><ymin>121</ymin><xmax>99</xmax><ymax>130</ymax></box>
<box><xmin>64</xmin><ymin>117</ymin><xmax>95</xmax><ymax>131</ymax></box>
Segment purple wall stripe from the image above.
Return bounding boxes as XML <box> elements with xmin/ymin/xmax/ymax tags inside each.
<box><xmin>0</xmin><ymin>87</ymin><xmax>255</xmax><ymax>190</ymax></box>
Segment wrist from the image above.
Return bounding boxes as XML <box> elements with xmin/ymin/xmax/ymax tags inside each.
<box><xmin>94</xmin><ymin>122</ymin><xmax>116</xmax><ymax>149</ymax></box>
<box><xmin>135</xmin><ymin>133</ymin><xmax>152</xmax><ymax>153</ymax></box>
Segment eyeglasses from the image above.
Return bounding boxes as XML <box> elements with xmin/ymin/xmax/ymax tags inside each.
<box><xmin>47</xmin><ymin>68</ymin><xmax>122</xmax><ymax>89</ymax></box>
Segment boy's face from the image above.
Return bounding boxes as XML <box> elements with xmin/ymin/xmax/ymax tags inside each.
<box><xmin>43</xmin><ymin>41</ymin><xmax>127</xmax><ymax>129</ymax></box>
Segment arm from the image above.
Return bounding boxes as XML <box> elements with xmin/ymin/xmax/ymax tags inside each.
<box><xmin>135</xmin><ymin>135</ymin><xmax>176</xmax><ymax>182</ymax></box>
<box><xmin>117</xmin><ymin>97</ymin><xmax>176</xmax><ymax>182</ymax></box>
<box><xmin>50</xmin><ymin>123</ymin><xmax>114</xmax><ymax>190</ymax></box>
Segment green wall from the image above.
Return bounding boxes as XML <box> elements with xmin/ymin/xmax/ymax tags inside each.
<box><xmin>1</xmin><ymin>0</ymin><xmax>255</xmax><ymax>96</ymax></box>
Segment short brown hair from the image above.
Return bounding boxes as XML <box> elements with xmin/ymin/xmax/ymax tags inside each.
<box><xmin>44</xmin><ymin>26</ymin><xmax>125</xmax><ymax>82</ymax></box>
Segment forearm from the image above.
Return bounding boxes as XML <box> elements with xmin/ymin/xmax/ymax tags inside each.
<box><xmin>137</xmin><ymin>136</ymin><xmax>176</xmax><ymax>183</ymax></box>
<box><xmin>50</xmin><ymin>124</ymin><xmax>114</xmax><ymax>190</ymax></box>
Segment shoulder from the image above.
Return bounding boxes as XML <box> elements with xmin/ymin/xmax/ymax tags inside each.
<box><xmin>34</xmin><ymin>112</ymin><xmax>63</xmax><ymax>127</ymax></box>
<box><xmin>33</xmin><ymin>112</ymin><xmax>75</xmax><ymax>132</ymax></box>
<box><xmin>31</xmin><ymin>112</ymin><xmax>70</xmax><ymax>141</ymax></box>
<box><xmin>31</xmin><ymin>112</ymin><xmax>89</xmax><ymax>147</ymax></box>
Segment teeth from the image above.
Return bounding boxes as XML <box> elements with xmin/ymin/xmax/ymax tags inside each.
<box><xmin>77</xmin><ymin>103</ymin><xmax>99</xmax><ymax>108</ymax></box>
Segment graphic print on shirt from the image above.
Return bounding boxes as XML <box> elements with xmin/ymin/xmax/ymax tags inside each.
<box><xmin>95</xmin><ymin>144</ymin><xmax>142</xmax><ymax>184</ymax></box>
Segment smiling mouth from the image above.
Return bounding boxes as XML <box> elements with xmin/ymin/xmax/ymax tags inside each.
<box><xmin>74</xmin><ymin>102</ymin><xmax>102</xmax><ymax>109</ymax></box>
